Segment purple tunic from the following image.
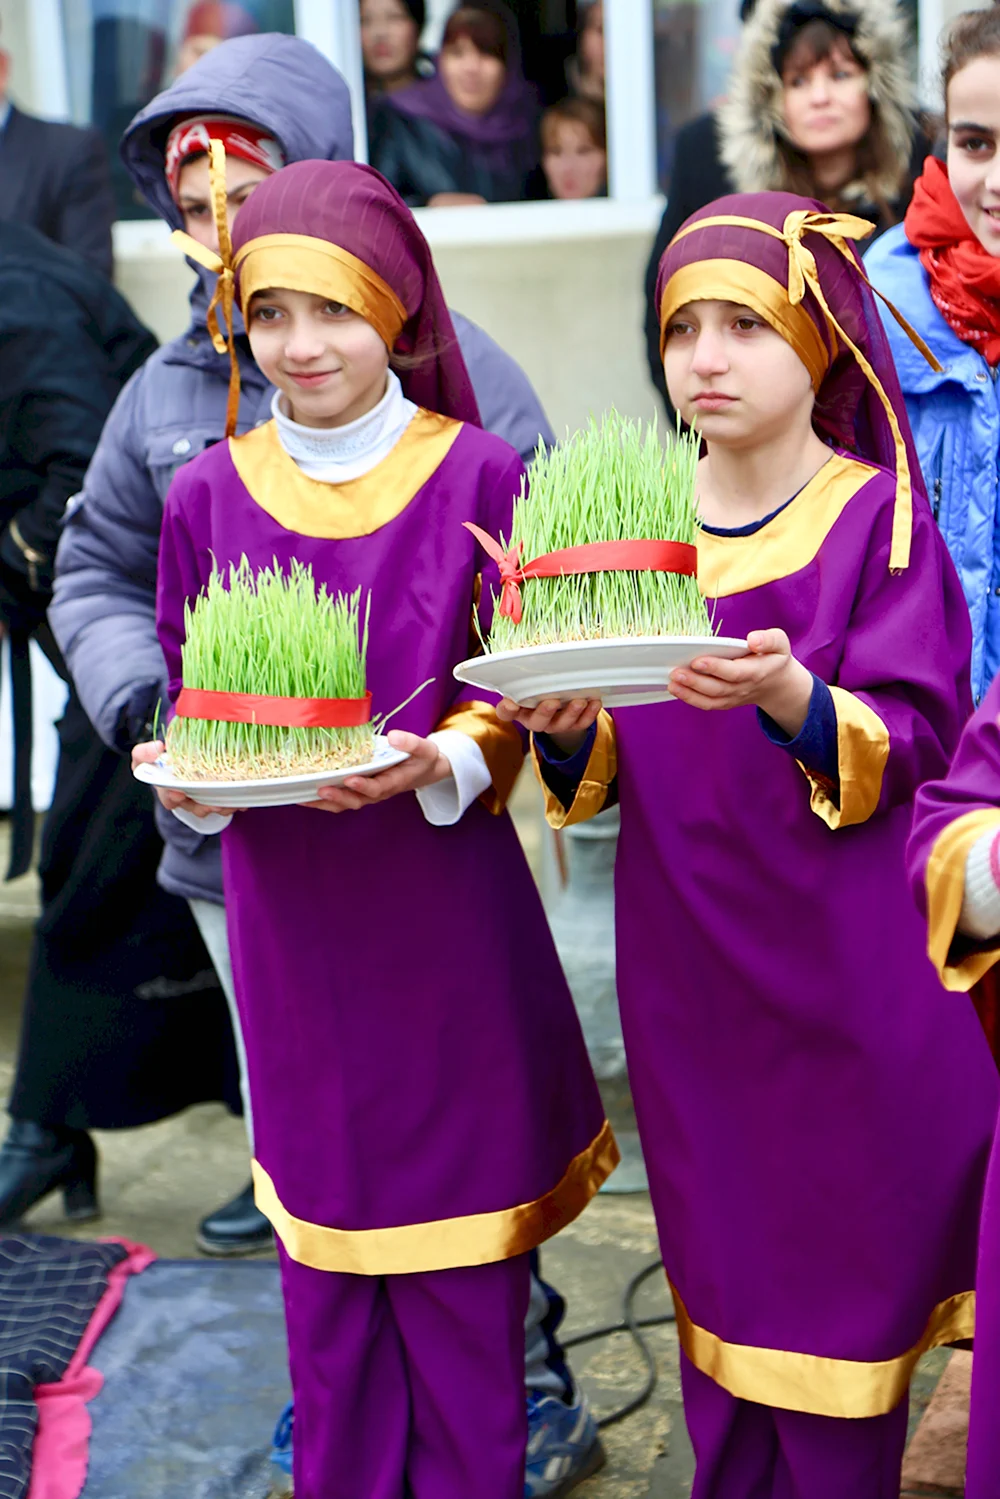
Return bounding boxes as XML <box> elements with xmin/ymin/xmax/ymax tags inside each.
<box><xmin>156</xmin><ymin>413</ymin><xmax>614</xmax><ymax>1276</ymax></box>
<box><xmin>908</xmin><ymin>670</ymin><xmax>1000</xmax><ymax>1497</ymax></box>
<box><xmin>541</xmin><ymin>453</ymin><xmax>998</xmax><ymax>1419</ymax></box>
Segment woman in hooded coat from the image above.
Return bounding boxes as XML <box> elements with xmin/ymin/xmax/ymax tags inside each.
<box><xmin>643</xmin><ymin>0</ymin><xmax>930</xmax><ymax>409</ymax></box>
<box><xmin>370</xmin><ymin>2</ymin><xmax>540</xmax><ymax>207</ymax></box>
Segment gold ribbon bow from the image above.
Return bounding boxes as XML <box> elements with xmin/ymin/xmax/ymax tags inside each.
<box><xmin>171</xmin><ymin>138</ymin><xmax>242</xmax><ymax>439</ymax></box>
<box><xmin>668</xmin><ymin>210</ymin><xmax>943</xmax><ymax>572</ymax></box>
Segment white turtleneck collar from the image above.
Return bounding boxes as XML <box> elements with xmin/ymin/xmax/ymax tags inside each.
<box><xmin>271</xmin><ymin>370</ymin><xmax>418</xmax><ymax>483</ymax></box>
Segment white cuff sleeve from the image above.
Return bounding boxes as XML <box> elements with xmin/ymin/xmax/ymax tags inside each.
<box><xmin>171</xmin><ymin>805</ymin><xmax>233</xmax><ymax>836</ymax></box>
<box><xmin>415</xmin><ymin>730</ymin><xmax>492</xmax><ymax>827</ymax></box>
<box><xmin>959</xmin><ymin>828</ymin><xmax>1000</xmax><ymax>940</ymax></box>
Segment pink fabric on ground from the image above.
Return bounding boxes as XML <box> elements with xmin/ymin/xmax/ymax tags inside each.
<box><xmin>27</xmin><ymin>1239</ymin><xmax>156</xmax><ymax>1499</ymax></box>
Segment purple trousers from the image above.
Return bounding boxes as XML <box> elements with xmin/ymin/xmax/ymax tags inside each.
<box><xmin>680</xmin><ymin>1354</ymin><xmax>909</xmax><ymax>1499</ymax></box>
<box><xmin>279</xmin><ymin>1248</ymin><xmax>531</xmax><ymax>1499</ymax></box>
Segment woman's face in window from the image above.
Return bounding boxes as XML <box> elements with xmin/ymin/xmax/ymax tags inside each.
<box><xmin>439</xmin><ymin>36</ymin><xmax>506</xmax><ymax>117</ymax></box>
<box><xmin>781</xmin><ymin>43</ymin><xmax>871</xmax><ymax>160</ymax></box>
<box><xmin>360</xmin><ymin>0</ymin><xmax>420</xmax><ymax>85</ymax></box>
<box><xmin>543</xmin><ymin>120</ymin><xmax>606</xmax><ymax>200</ymax></box>
<box><xmin>579</xmin><ymin>2</ymin><xmax>604</xmax><ymax>88</ymax></box>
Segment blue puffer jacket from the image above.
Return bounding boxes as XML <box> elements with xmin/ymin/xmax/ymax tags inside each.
<box><xmin>865</xmin><ymin>223</ymin><xmax>1000</xmax><ymax>705</ymax></box>
<box><xmin>51</xmin><ymin>34</ymin><xmax>555</xmax><ymax>906</ymax></box>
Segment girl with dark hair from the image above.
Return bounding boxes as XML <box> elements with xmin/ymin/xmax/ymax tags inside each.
<box><xmin>370</xmin><ymin>2</ymin><xmax>540</xmax><ymax>206</ymax></box>
<box><xmin>867</xmin><ymin>8</ymin><xmax>1000</xmax><ymax>706</ymax></box>
<box><xmin>502</xmin><ymin>192</ymin><xmax>997</xmax><ymax>1495</ymax></box>
<box><xmin>360</xmin><ymin>0</ymin><xmax>430</xmax><ymax>104</ymax></box>
<box><xmin>134</xmin><ymin>156</ymin><xmax>613</xmax><ymax>1499</ymax></box>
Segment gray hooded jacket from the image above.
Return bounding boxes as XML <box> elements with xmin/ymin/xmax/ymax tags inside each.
<box><xmin>51</xmin><ymin>33</ymin><xmax>553</xmax><ymax>906</ymax></box>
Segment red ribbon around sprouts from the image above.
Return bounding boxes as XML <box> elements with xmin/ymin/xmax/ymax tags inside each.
<box><xmin>462</xmin><ymin>524</ymin><xmax>699</xmax><ymax>626</ymax></box>
<box><xmin>176</xmin><ymin>688</ymin><xmax>373</xmax><ymax>728</ymax></box>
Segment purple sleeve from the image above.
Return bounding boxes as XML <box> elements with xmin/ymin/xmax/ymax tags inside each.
<box><xmin>155</xmin><ymin>474</ymin><xmax>211</xmax><ymax>713</ymax></box>
<box><xmin>759</xmin><ymin>675</ymin><xmax>839</xmax><ymax>791</ymax></box>
<box><xmin>840</xmin><ymin>498</ymin><xmax>972</xmax><ymax>816</ymax></box>
<box><xmin>908</xmin><ymin>672</ymin><xmax>1000</xmax><ymax>918</ymax></box>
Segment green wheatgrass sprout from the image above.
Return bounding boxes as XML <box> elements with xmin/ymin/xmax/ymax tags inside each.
<box><xmin>166</xmin><ymin>558</ymin><xmax>374</xmax><ymax>782</ymax></box>
<box><xmin>486</xmin><ymin>410</ymin><xmax>712</xmax><ymax>652</ymax></box>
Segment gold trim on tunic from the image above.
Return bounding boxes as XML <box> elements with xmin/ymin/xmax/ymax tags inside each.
<box><xmin>696</xmin><ymin>454</ymin><xmax>878</xmax><ymax>599</ymax></box>
<box><xmin>659</xmin><ymin>260</ymin><xmax>829</xmax><ymax>392</ymax></box>
<box><xmin>235</xmin><ymin>233</ymin><xmax>408</xmax><ymax>350</ymax></box>
<box><xmin>228</xmin><ymin>412</ymin><xmax>462</xmax><ymax>539</ymax></box>
<box><xmin>672</xmin><ymin>1282</ymin><xmax>976</xmax><ymax>1419</ymax></box>
<box><xmin>252</xmin><ymin>1119</ymin><xmax>619</xmax><ymax>1275</ymax></box>
<box><xmin>532</xmin><ymin>711</ymin><xmax>617</xmax><ymax>830</ymax></box>
<box><xmin>435</xmin><ymin>701</ymin><xmax>525</xmax><ymax>815</ymax></box>
<box><xmin>926</xmin><ymin>808</ymin><xmax>1000</xmax><ymax>991</ymax></box>
<box><xmin>803</xmin><ymin>686</ymin><xmax>889</xmax><ymax>830</ymax></box>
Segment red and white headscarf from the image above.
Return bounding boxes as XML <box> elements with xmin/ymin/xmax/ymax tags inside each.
<box><xmin>165</xmin><ymin>114</ymin><xmax>285</xmax><ymax>201</ymax></box>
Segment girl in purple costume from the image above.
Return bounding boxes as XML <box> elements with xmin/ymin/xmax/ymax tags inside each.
<box><xmin>500</xmin><ymin>192</ymin><xmax>999</xmax><ymax>1496</ymax></box>
<box><xmin>134</xmin><ymin>159</ymin><xmax>614</xmax><ymax>1499</ymax></box>
<box><xmin>909</xmin><ymin>683</ymin><xmax>1000</xmax><ymax>1499</ymax></box>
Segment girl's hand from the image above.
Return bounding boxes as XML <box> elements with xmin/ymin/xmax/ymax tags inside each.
<box><xmin>309</xmin><ymin>730</ymin><xmax>451</xmax><ymax>813</ymax></box>
<box><xmin>131</xmin><ymin>740</ymin><xmax>236</xmax><ymax>818</ymax></box>
<box><xmin>668</xmin><ymin>629</ymin><xmax>813</xmax><ymax>737</ymax></box>
<box><xmin>495</xmin><ymin>697</ymin><xmax>603</xmax><ymax>755</ymax></box>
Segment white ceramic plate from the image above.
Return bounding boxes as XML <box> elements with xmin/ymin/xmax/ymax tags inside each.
<box><xmin>453</xmin><ymin>636</ymin><xmax>749</xmax><ymax>709</ymax></box>
<box><xmin>133</xmin><ymin>735</ymin><xmax>409</xmax><ymax>808</ymax></box>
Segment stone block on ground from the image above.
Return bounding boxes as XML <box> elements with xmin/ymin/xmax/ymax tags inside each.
<box><xmin>900</xmin><ymin>1350</ymin><xmax>972</xmax><ymax>1498</ymax></box>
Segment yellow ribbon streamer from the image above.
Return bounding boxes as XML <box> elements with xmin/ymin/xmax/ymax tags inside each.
<box><xmin>668</xmin><ymin>210</ymin><xmax>943</xmax><ymax>572</ymax></box>
<box><xmin>170</xmin><ymin>139</ymin><xmax>242</xmax><ymax>439</ymax></box>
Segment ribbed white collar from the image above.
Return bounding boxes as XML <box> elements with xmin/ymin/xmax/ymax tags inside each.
<box><xmin>271</xmin><ymin>371</ymin><xmax>418</xmax><ymax>482</ymax></box>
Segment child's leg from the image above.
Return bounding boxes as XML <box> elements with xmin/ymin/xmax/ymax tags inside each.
<box><xmin>278</xmin><ymin>1248</ymin><xmax>409</xmax><ymax>1499</ymax></box>
<box><xmin>680</xmin><ymin>1352</ymin><xmax>908</xmax><ymax>1499</ymax></box>
<box><xmin>389</xmin><ymin>1254</ymin><xmax>531</xmax><ymax>1499</ymax></box>
<box><xmin>681</xmin><ymin>1352</ymin><xmax>777</xmax><ymax>1498</ymax></box>
<box><xmin>772</xmin><ymin>1396</ymin><xmax>908</xmax><ymax>1498</ymax></box>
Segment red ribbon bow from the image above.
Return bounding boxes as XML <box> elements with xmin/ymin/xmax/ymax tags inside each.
<box><xmin>463</xmin><ymin>523</ymin><xmax>698</xmax><ymax>626</ymax></box>
<box><xmin>176</xmin><ymin>688</ymin><xmax>373</xmax><ymax>728</ymax></box>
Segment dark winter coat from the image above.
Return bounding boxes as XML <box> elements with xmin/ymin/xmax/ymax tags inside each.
<box><xmin>370</xmin><ymin>102</ymin><xmax>538</xmax><ymax>206</ymax></box>
<box><xmin>0</xmin><ymin>221</ymin><xmax>154</xmax><ymax>633</ymax></box>
<box><xmin>0</xmin><ymin>106</ymin><xmax>117</xmax><ymax>280</ymax></box>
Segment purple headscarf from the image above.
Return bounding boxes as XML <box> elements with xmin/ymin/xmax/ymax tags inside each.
<box><xmin>231</xmin><ymin>159</ymin><xmax>482</xmax><ymax>427</ymax></box>
<box><xmin>655</xmin><ymin>190</ymin><xmax>936</xmax><ymax>570</ymax></box>
<box><xmin>388</xmin><ymin>2</ymin><xmax>538</xmax><ymax>154</ymax></box>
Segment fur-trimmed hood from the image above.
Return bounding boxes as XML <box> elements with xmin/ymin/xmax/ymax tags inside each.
<box><xmin>718</xmin><ymin>0</ymin><xmax>916</xmax><ymax>207</ymax></box>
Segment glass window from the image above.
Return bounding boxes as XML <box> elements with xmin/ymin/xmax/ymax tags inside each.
<box><xmin>364</xmin><ymin>0</ymin><xmax>610</xmax><ymax>207</ymax></box>
<box><xmin>59</xmin><ymin>0</ymin><xmax>296</xmax><ymax>218</ymax></box>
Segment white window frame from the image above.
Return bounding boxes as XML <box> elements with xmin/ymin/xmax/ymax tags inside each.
<box><xmin>34</xmin><ymin>0</ymin><xmax>662</xmax><ymax>246</ymax></box>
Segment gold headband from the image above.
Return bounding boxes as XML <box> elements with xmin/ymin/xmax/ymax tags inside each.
<box><xmin>234</xmin><ymin>234</ymin><xmax>408</xmax><ymax>351</ymax></box>
<box><xmin>659</xmin><ymin>260</ymin><xmax>830</xmax><ymax>393</ymax></box>
<box><xmin>659</xmin><ymin>210</ymin><xmax>942</xmax><ymax>571</ymax></box>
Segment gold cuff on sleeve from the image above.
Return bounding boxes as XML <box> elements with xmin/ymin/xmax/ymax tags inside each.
<box><xmin>435</xmin><ymin>700</ymin><xmax>525</xmax><ymax>815</ymax></box>
<box><xmin>925</xmin><ymin>808</ymin><xmax>1000</xmax><ymax>991</ymax></box>
<box><xmin>804</xmin><ymin>686</ymin><xmax>889</xmax><ymax>829</ymax></box>
<box><xmin>532</xmin><ymin>711</ymin><xmax>617</xmax><ymax>830</ymax></box>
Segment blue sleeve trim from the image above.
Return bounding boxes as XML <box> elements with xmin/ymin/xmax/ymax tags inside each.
<box><xmin>758</xmin><ymin>675</ymin><xmax>840</xmax><ymax>791</ymax></box>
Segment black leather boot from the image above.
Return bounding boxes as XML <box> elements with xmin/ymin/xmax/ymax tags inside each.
<box><xmin>196</xmin><ymin>1180</ymin><xmax>273</xmax><ymax>1256</ymax></box>
<box><xmin>0</xmin><ymin>1119</ymin><xmax>99</xmax><ymax>1227</ymax></box>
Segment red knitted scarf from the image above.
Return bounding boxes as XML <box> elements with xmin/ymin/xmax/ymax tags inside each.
<box><xmin>905</xmin><ymin>157</ymin><xmax>1000</xmax><ymax>366</ymax></box>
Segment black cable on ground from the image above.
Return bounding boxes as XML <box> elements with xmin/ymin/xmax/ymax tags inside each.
<box><xmin>560</xmin><ymin>1256</ymin><xmax>674</xmax><ymax>1430</ymax></box>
